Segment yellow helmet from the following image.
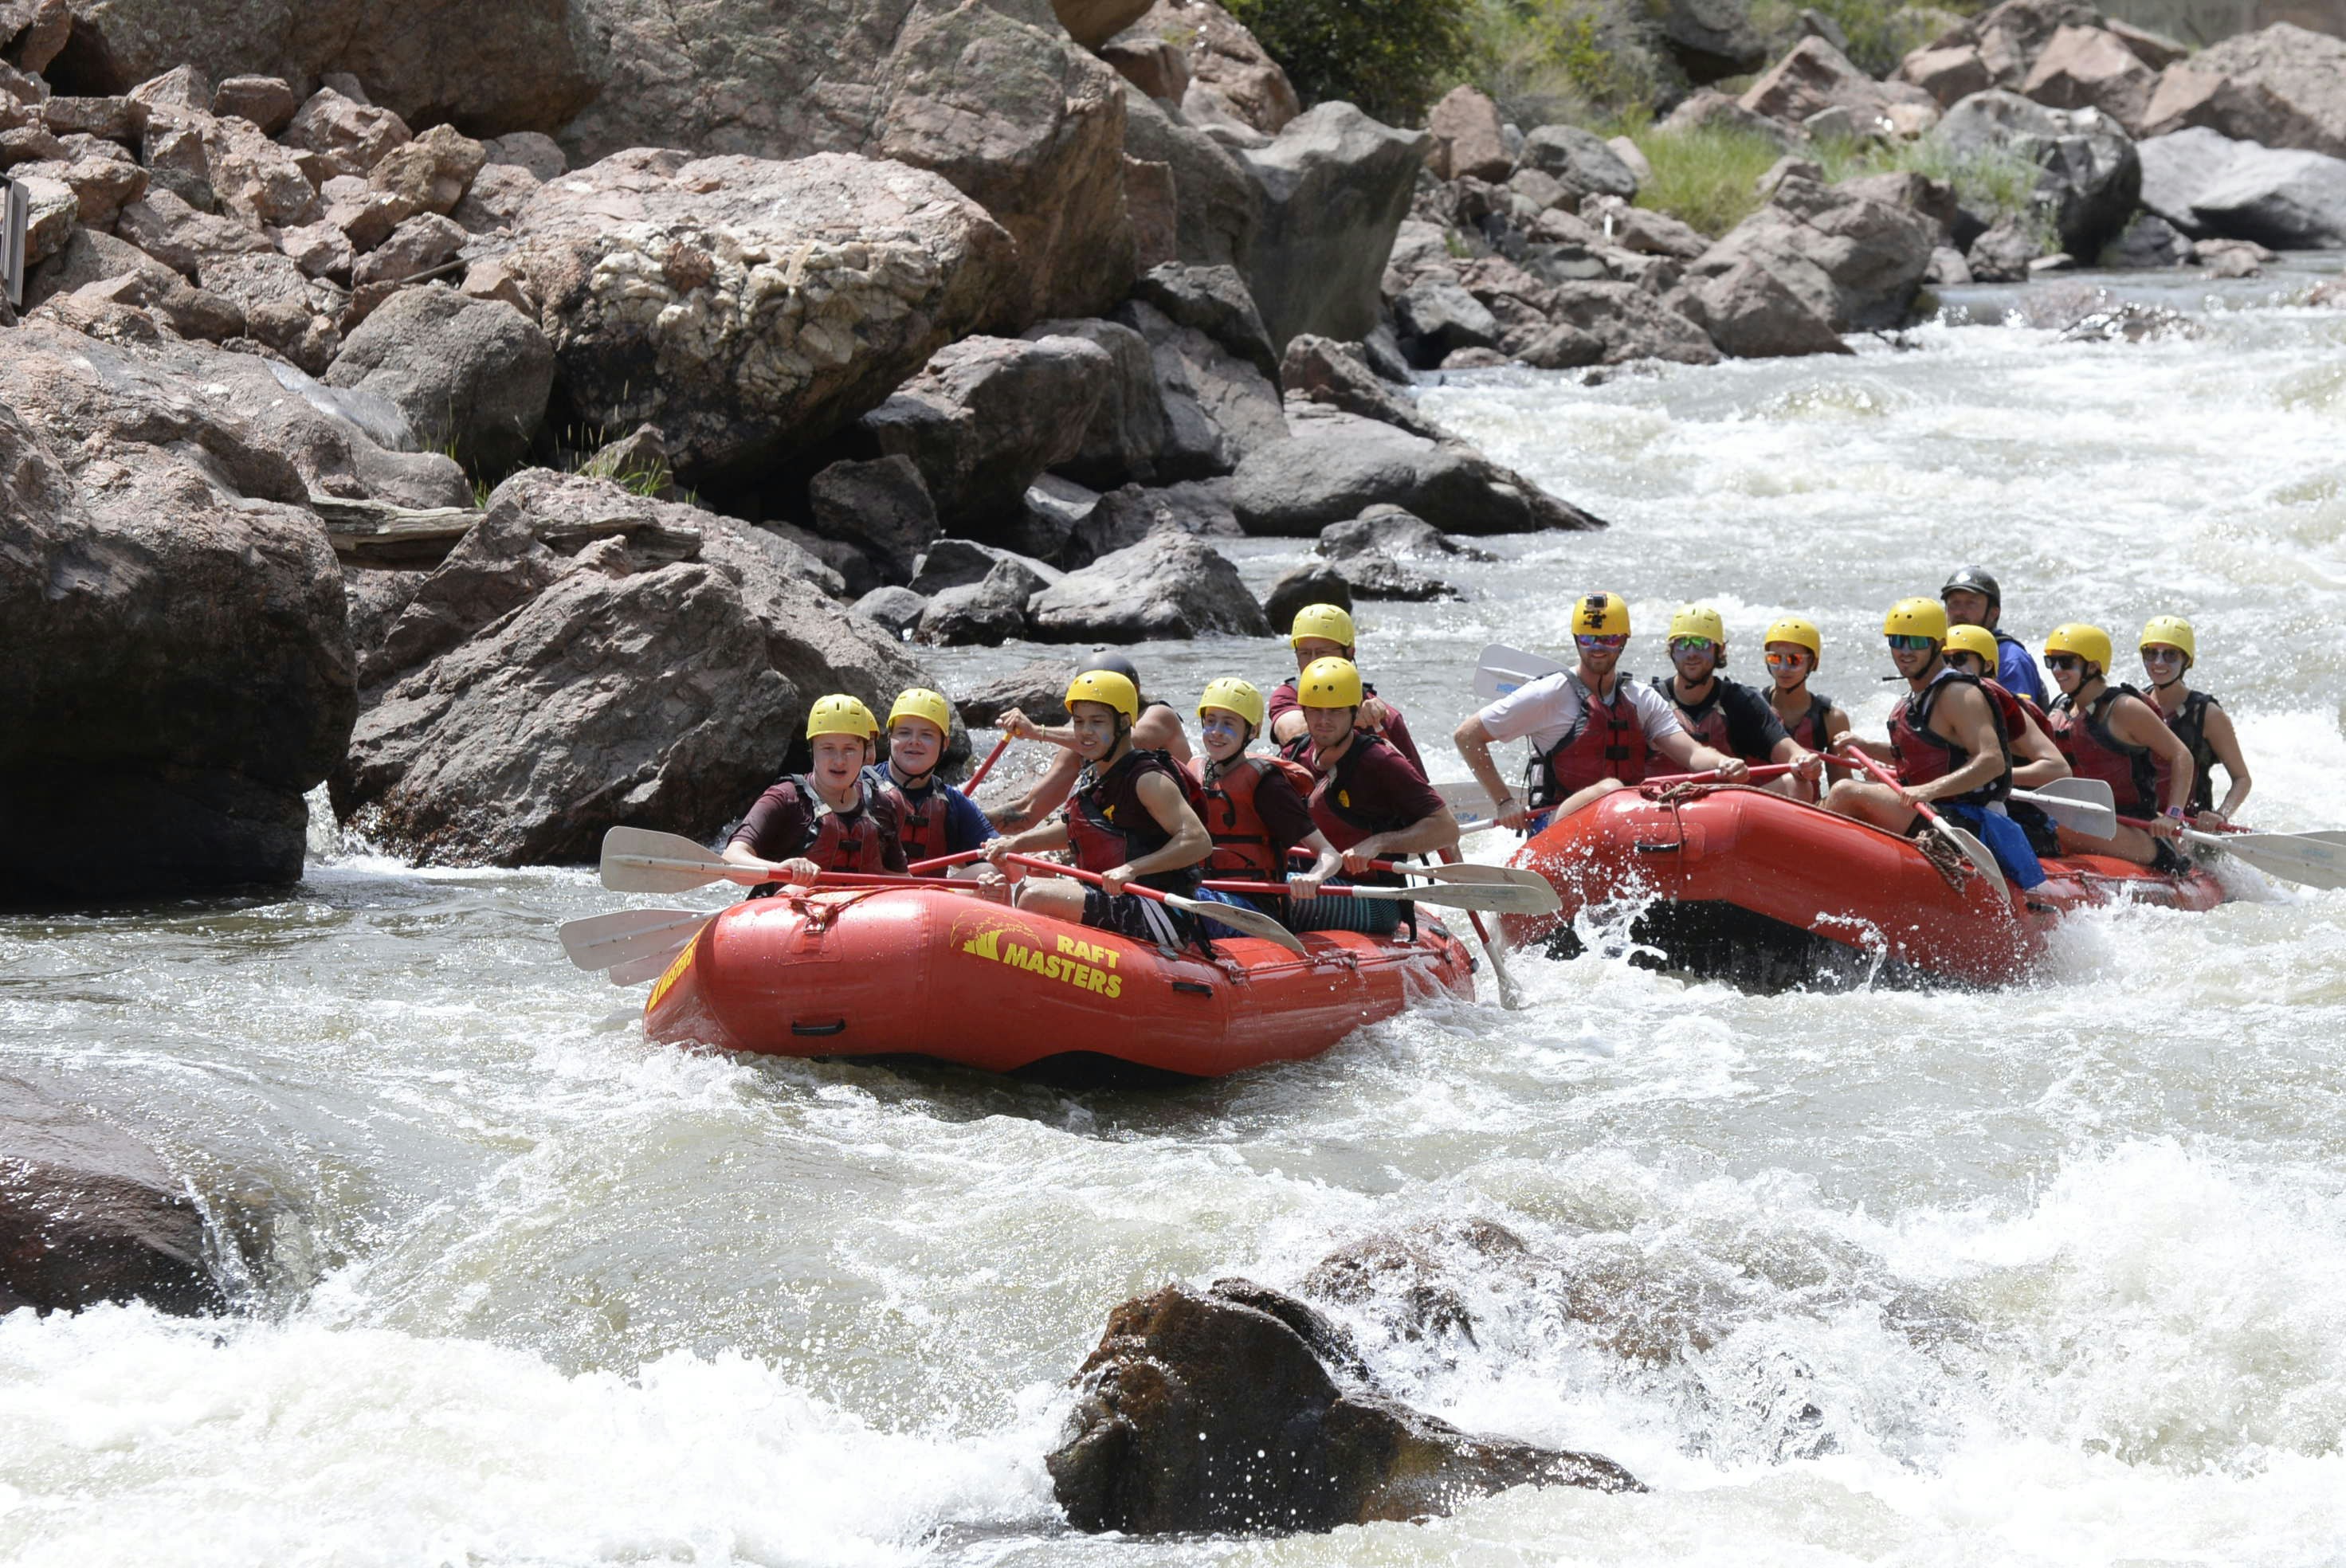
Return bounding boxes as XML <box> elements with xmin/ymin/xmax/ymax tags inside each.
<box><xmin>1882</xmin><ymin>597</ymin><xmax>1949</xmax><ymax>641</ymax></box>
<box><xmin>1065</xmin><ymin>668</ymin><xmax>1140</xmax><ymax>720</ymax></box>
<box><xmin>885</xmin><ymin>687</ymin><xmax>952</xmax><ymax>737</ymax></box>
<box><xmin>1196</xmin><ymin>676</ymin><xmax>1267</xmax><ymax>730</ymax></box>
<box><xmin>2045</xmin><ymin>623</ymin><xmax>2113</xmax><ymax>672</ymax></box>
<box><xmin>2139</xmin><ymin>614</ymin><xmax>2196</xmax><ymax>665</ymax></box>
<box><xmin>806</xmin><ymin>693</ymin><xmax>880</xmax><ymax>740</ymax></box>
<box><xmin>1943</xmin><ymin>623</ymin><xmax>1998</xmax><ymax>670</ymax></box>
<box><xmin>1763</xmin><ymin>615</ymin><xmax>1822</xmax><ymax>668</ymax></box>
<box><xmin>1666</xmin><ymin>604</ymin><xmax>1725</xmax><ymax>644</ymax></box>
<box><xmin>1570</xmin><ymin>591</ymin><xmax>1630</xmax><ymax>637</ymax></box>
<box><xmin>1297</xmin><ymin>657</ymin><xmax>1364</xmax><ymax>708</ymax></box>
<box><xmin>1289</xmin><ymin>602</ymin><xmax>1357</xmax><ymax>651</ymax></box>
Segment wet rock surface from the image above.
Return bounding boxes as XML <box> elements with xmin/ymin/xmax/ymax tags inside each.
<box><xmin>1047</xmin><ymin>1279</ymin><xmax>1642</xmax><ymax>1534</ymax></box>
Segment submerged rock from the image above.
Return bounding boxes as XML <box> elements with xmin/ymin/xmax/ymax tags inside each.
<box><xmin>1047</xmin><ymin>1279</ymin><xmax>1641</xmax><ymax>1534</ymax></box>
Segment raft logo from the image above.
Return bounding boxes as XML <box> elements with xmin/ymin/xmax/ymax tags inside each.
<box><xmin>952</xmin><ymin>913</ymin><xmax>1123</xmax><ymax>999</ymax></box>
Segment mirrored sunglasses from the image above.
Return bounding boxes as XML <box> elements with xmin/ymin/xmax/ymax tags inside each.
<box><xmin>1575</xmin><ymin>633</ymin><xmax>1628</xmax><ymax>649</ymax></box>
<box><xmin>1885</xmin><ymin>634</ymin><xmax>1936</xmax><ymax>651</ymax></box>
<box><xmin>1670</xmin><ymin>637</ymin><xmax>1716</xmax><ymax>654</ymax></box>
<box><xmin>1763</xmin><ymin>650</ymin><xmax>1808</xmax><ymax>668</ymax></box>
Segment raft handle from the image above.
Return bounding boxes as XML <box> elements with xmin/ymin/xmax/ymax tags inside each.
<box><xmin>790</xmin><ymin>1019</ymin><xmax>849</xmax><ymax>1037</ymax></box>
<box><xmin>1171</xmin><ymin>981</ymin><xmax>1214</xmax><ymax>997</ymax></box>
<box><xmin>1632</xmin><ymin>840</ymin><xmax>1683</xmax><ymax>854</ymax></box>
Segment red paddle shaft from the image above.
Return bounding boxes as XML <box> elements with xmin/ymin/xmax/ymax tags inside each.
<box><xmin>1001</xmin><ymin>853</ymin><xmax>1177</xmax><ymax>905</ymax></box>
<box><xmin>966</xmin><ymin>735</ymin><xmax>1011</xmax><ymax>789</ymax></box>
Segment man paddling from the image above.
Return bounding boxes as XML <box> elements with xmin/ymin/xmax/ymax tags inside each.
<box><xmin>1651</xmin><ymin>604</ymin><xmax>1820</xmax><ymax>798</ymax></box>
<box><xmin>983</xmin><ymin>668</ymin><xmax>1213</xmax><ymax>948</ymax></box>
<box><xmin>1265</xmin><ymin>603</ymin><xmax>1429</xmax><ymax>778</ymax></box>
<box><xmin>1823</xmin><ymin>598</ymin><xmax>2046</xmax><ymax>889</ymax></box>
<box><xmin>1941</xmin><ymin>566</ymin><xmax>2048</xmax><ymax>707</ymax></box>
<box><xmin>869</xmin><ymin>688</ymin><xmax>997</xmax><ymax>875</ymax></box>
<box><xmin>987</xmin><ymin>653</ymin><xmax>1191</xmax><ymax>833</ymax></box>
<box><xmin>1285</xmin><ymin>658</ymin><xmax>1459</xmax><ymax>933</ymax></box>
<box><xmin>725</xmin><ymin>695</ymin><xmax>908</xmax><ymax>888</ymax></box>
<box><xmin>1454</xmin><ymin>591</ymin><xmax>1748</xmax><ymax>833</ymax></box>
<box><xmin>2042</xmin><ymin>622</ymin><xmax>2196</xmax><ymax>868</ymax></box>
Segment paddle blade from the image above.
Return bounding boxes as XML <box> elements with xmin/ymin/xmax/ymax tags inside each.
<box><xmin>1171</xmin><ymin>892</ymin><xmax>1308</xmax><ymax>957</ymax></box>
<box><xmin>1472</xmin><ymin>642</ymin><xmax>1566</xmax><ymax>704</ymax></box>
<box><xmin>2011</xmin><ymin>787</ymin><xmax>2116</xmax><ymax>841</ymax></box>
<box><xmin>558</xmin><ymin>907</ymin><xmax>710</xmax><ymax>970</ymax></box>
<box><xmin>2030</xmin><ymin>777</ymin><xmax>2117</xmax><ymax>810</ymax></box>
<box><xmin>2202</xmin><ymin>829</ymin><xmax>2346</xmax><ymax>891</ymax></box>
<box><xmin>1364</xmin><ymin>881</ymin><xmax>1561</xmax><ymax>915</ymax></box>
<box><xmin>608</xmin><ymin>943</ymin><xmax>692</xmax><ymax>986</ymax></box>
<box><xmin>1406</xmin><ymin>860</ymin><xmax>1550</xmax><ymax>890</ymax></box>
<box><xmin>601</xmin><ymin>825</ymin><xmax>736</xmax><ymax>893</ymax></box>
<box><xmin>1929</xmin><ymin>817</ymin><xmax>2019</xmax><ymax>909</ymax></box>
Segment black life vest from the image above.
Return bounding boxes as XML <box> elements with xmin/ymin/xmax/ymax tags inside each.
<box><xmin>2162</xmin><ymin>689</ymin><xmax>2222</xmax><ymax>816</ymax></box>
<box><xmin>1889</xmin><ymin>664</ymin><xmax>2010</xmax><ymax>806</ymax></box>
<box><xmin>1063</xmin><ymin>747</ymin><xmax>1204</xmax><ymax>893</ymax></box>
<box><xmin>1772</xmin><ymin>688</ymin><xmax>1838</xmax><ymax>754</ymax></box>
<box><xmin>1526</xmin><ymin>674</ymin><xmax>1650</xmax><ymax>808</ymax></box>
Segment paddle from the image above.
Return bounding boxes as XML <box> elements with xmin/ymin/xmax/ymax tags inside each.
<box><xmin>1201</xmin><ymin>877</ymin><xmax>1560</xmax><ymax>915</ymax></box>
<box><xmin>966</xmin><ymin>735</ymin><xmax>1011</xmax><ymax>789</ymax></box>
<box><xmin>1283</xmin><ymin>850</ymin><xmax>1550</xmax><ymax>890</ymax></box>
<box><xmin>907</xmin><ymin>846</ymin><xmax>994</xmax><ymax>875</ymax></box>
<box><xmin>2116</xmin><ymin>817</ymin><xmax>2346</xmax><ymax>890</ymax></box>
<box><xmin>558</xmin><ymin>907</ymin><xmax>711</xmax><ymax>971</ymax></box>
<box><xmin>998</xmin><ymin>853</ymin><xmax>1308</xmax><ymax>957</ymax></box>
<box><xmin>602</xmin><ymin>825</ymin><xmax>772</xmax><ymax>893</ymax></box>
<box><xmin>1839</xmin><ymin>749</ymin><xmax>2018</xmax><ymax>908</ymax></box>
<box><xmin>2010</xmin><ymin>780</ymin><xmax>2115</xmax><ymax>840</ymax></box>
<box><xmin>608</xmin><ymin>946</ymin><xmax>690</xmax><ymax>986</ymax></box>
<box><xmin>1473</xmin><ymin>641</ymin><xmax>1567</xmax><ymax>704</ymax></box>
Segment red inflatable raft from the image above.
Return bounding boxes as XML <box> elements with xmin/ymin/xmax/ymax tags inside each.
<box><xmin>643</xmin><ymin>885</ymin><xmax>1477</xmax><ymax>1080</ymax></box>
<box><xmin>1497</xmin><ymin>783</ymin><xmax>2229</xmax><ymax>989</ymax></box>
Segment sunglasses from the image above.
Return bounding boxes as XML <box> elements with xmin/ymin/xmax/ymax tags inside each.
<box><xmin>1670</xmin><ymin>637</ymin><xmax>1716</xmax><ymax>654</ymax></box>
<box><xmin>1575</xmin><ymin>633</ymin><xmax>1628</xmax><ymax>649</ymax></box>
<box><xmin>1764</xmin><ymin>650</ymin><xmax>1808</xmax><ymax>668</ymax></box>
<box><xmin>1885</xmin><ymin>634</ymin><xmax>1936</xmax><ymax>652</ymax></box>
<box><xmin>2045</xmin><ymin>654</ymin><xmax>2084</xmax><ymax>672</ymax></box>
<box><xmin>2141</xmin><ymin>646</ymin><xmax>2185</xmax><ymax>663</ymax></box>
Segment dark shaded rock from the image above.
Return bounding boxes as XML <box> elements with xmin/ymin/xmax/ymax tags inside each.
<box><xmin>909</xmin><ymin>538</ymin><xmax>1012</xmax><ymax>596</ymax></box>
<box><xmin>1026</xmin><ymin>531</ymin><xmax>1270</xmax><ymax>641</ymax></box>
<box><xmin>1535</xmin><ymin>280</ymin><xmax>1720</xmax><ymax>366</ymax></box>
<box><xmin>1262</xmin><ymin>559</ymin><xmax>1352</xmax><ymax>631</ymax></box>
<box><xmin>1936</xmin><ymin>88</ymin><xmax>2140</xmax><ymax>257</ymax></box>
<box><xmin>916</xmin><ymin>557</ymin><xmax>1046</xmax><ymax>645</ymax></box>
<box><xmin>1059</xmin><ymin>477</ymin><xmax>1238</xmax><ymax>569</ymax></box>
<box><xmin>324</xmin><ymin>285</ymin><xmax>555</xmax><ymax>472</ymax></box>
<box><xmin>851</xmin><ymin>584</ymin><xmax>928</xmax><ymax>637</ymax></box>
<box><xmin>1519</xmin><ymin>124</ymin><xmax>1638</xmax><ymax>202</ymax></box>
<box><xmin>1119</xmin><ymin>85</ymin><xmax>1261</xmax><ymax>272</ymax></box>
<box><xmin>1046</xmin><ymin>1280</ymin><xmax>1642</xmax><ymax>1535</ymax></box>
<box><xmin>0</xmin><ymin>1076</ymin><xmax>225</xmax><ymax>1315</ymax></box>
<box><xmin>1320</xmin><ymin>506</ymin><xmax>1493</xmax><ymax>562</ymax></box>
<box><xmin>505</xmin><ymin>149</ymin><xmax>1015</xmax><ymax>484</ymax></box>
<box><xmin>953</xmin><ymin>657</ymin><xmax>1074</xmax><ymax>728</ymax></box>
<box><xmin>1393</xmin><ymin>278</ymin><xmax>1500</xmax><ymax>366</ymax></box>
<box><xmin>1280</xmin><ymin>335</ymin><xmax>1443</xmax><ymax>438</ymax></box>
<box><xmin>1115</xmin><ymin>296</ymin><xmax>1289</xmax><ymax>479</ymax></box>
<box><xmin>333</xmin><ymin>468</ymin><xmax>932</xmax><ymax>864</ymax></box>
<box><xmin>1026</xmin><ymin>316</ymin><xmax>1168</xmax><ymax>491</ymax></box>
<box><xmin>1232</xmin><ymin>421</ymin><xmax>1606</xmax><ymax>537</ymax></box>
<box><xmin>1658</xmin><ymin>0</ymin><xmax>1767</xmax><ymax>83</ymax></box>
<box><xmin>1240</xmin><ymin>104</ymin><xmax>1430</xmax><ymax>351</ymax></box>
<box><xmin>859</xmin><ymin>332</ymin><xmax>1117</xmax><ymax>535</ymax></box>
<box><xmin>808</xmin><ymin>455</ymin><xmax>944</xmax><ymax>586</ymax></box>
<box><xmin>1127</xmin><ymin>260</ymin><xmax>1279</xmax><ymax>381</ymax></box>
<box><xmin>1965</xmin><ymin>214</ymin><xmax>2043</xmax><ymax>280</ymax></box>
<box><xmin>2099</xmin><ymin>210</ymin><xmax>2191</xmax><ymax>268</ymax></box>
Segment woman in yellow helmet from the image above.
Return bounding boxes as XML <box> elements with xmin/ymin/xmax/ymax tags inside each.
<box><xmin>1186</xmin><ymin>677</ymin><xmax>1350</xmax><ymax>935</ymax></box>
<box><xmin>1286</xmin><ymin>658</ymin><xmax>1460</xmax><ymax>931</ymax></box>
<box><xmin>724</xmin><ymin>695</ymin><xmax>907</xmax><ymax>888</ymax></box>
<box><xmin>1760</xmin><ymin>616</ymin><xmax>1848</xmax><ymax>802</ymax></box>
<box><xmin>2137</xmin><ymin>615</ymin><xmax>2252</xmax><ymax>826</ymax></box>
<box><xmin>869</xmin><ymin>688</ymin><xmax>998</xmax><ymax>873</ymax></box>
<box><xmin>1266</xmin><ymin>603</ymin><xmax>1429</xmax><ymax>777</ymax></box>
<box><xmin>2041</xmin><ymin>622</ymin><xmax>2196</xmax><ymax>866</ymax></box>
<box><xmin>983</xmin><ymin>668</ymin><xmax>1213</xmax><ymax>947</ymax></box>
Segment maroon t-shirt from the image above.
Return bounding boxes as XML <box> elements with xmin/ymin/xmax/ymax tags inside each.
<box><xmin>1306</xmin><ymin>733</ymin><xmax>1445</xmax><ymax>852</ymax></box>
<box><xmin>728</xmin><ymin>777</ymin><xmax>908</xmax><ymax>871</ymax></box>
<box><xmin>1269</xmin><ymin>678</ymin><xmax>1427</xmax><ymax>778</ymax></box>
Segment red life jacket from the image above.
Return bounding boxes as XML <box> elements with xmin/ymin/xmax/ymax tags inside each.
<box><xmin>2048</xmin><ymin>684</ymin><xmax>2164</xmax><ymax>817</ymax></box>
<box><xmin>872</xmin><ymin>767</ymin><xmax>952</xmax><ymax>869</ymax></box>
<box><xmin>1191</xmin><ymin>755</ymin><xmax>1318</xmax><ymax>877</ymax></box>
<box><xmin>1773</xmin><ymin>688</ymin><xmax>1838</xmax><ymax>754</ymax></box>
<box><xmin>1527</xmin><ymin>675</ymin><xmax>1651</xmax><ymax>807</ymax></box>
<box><xmin>1655</xmin><ymin>675</ymin><xmax>1736</xmax><ymax>757</ymax></box>
<box><xmin>783</xmin><ymin>774</ymin><xmax>891</xmax><ymax>872</ymax></box>
<box><xmin>1889</xmin><ymin>665</ymin><xmax>2010</xmax><ymax>805</ymax></box>
<box><xmin>2161</xmin><ymin>688</ymin><xmax>2222</xmax><ymax>815</ymax></box>
<box><xmin>1981</xmin><ymin>679</ymin><xmax>2032</xmax><ymax>754</ymax></box>
<box><xmin>1063</xmin><ymin>747</ymin><xmax>1204</xmax><ymax>892</ymax></box>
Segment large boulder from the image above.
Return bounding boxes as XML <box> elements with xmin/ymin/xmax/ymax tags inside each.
<box><xmin>1657</xmin><ymin>0</ymin><xmax>1767</xmax><ymax>83</ymax></box>
<box><xmin>1740</xmin><ymin>35</ymin><xmax>1940</xmax><ymax>135</ymax></box>
<box><xmin>857</xmin><ymin>333</ymin><xmax>1118</xmax><ymax>534</ymax></box>
<box><xmin>0</xmin><ymin>331</ymin><xmax>360</xmax><ymax>904</ymax></box>
<box><xmin>1240</xmin><ymin>104</ymin><xmax>1430</xmax><ymax>351</ymax></box>
<box><xmin>1936</xmin><ymin>88</ymin><xmax>2140</xmax><ymax>257</ymax></box>
<box><xmin>1120</xmin><ymin>85</ymin><xmax>1261</xmax><ymax>270</ymax></box>
<box><xmin>1026</xmin><ymin>316</ymin><xmax>1171</xmax><ymax>489</ymax></box>
<box><xmin>1230</xmin><ymin>419</ymin><xmax>1606</xmax><ymax>537</ymax></box>
<box><xmin>1671</xmin><ymin>174</ymin><xmax>1934</xmax><ymax>355</ymax></box>
<box><xmin>1536</xmin><ymin>281</ymin><xmax>1721</xmax><ymax>366</ymax></box>
<box><xmin>324</xmin><ymin>284</ymin><xmax>555</xmax><ymax>472</ymax></box>
<box><xmin>2137</xmin><ymin>127</ymin><xmax>2346</xmax><ymax>249</ymax></box>
<box><xmin>2141</xmin><ymin>24</ymin><xmax>2346</xmax><ymax>159</ymax></box>
<box><xmin>1518</xmin><ymin>123</ymin><xmax>1640</xmax><ymax>202</ymax></box>
<box><xmin>1280</xmin><ymin>334</ymin><xmax>1446</xmax><ymax>438</ymax></box>
<box><xmin>334</xmin><ymin>470</ymin><xmax>933</xmax><ymax>864</ymax></box>
<box><xmin>1047</xmin><ymin>1280</ymin><xmax>1641</xmax><ymax>1534</ymax></box>
<box><xmin>916</xmin><ymin>556</ymin><xmax>1048</xmax><ymax>645</ymax></box>
<box><xmin>1426</xmin><ymin>84</ymin><xmax>1512</xmax><ymax>182</ymax></box>
<box><xmin>1108</xmin><ymin>0</ymin><xmax>1300</xmax><ymax>137</ymax></box>
<box><xmin>0</xmin><ymin>1076</ymin><xmax>226</xmax><ymax>1315</ymax></box>
<box><xmin>1025</xmin><ymin>531</ymin><xmax>1270</xmax><ymax>640</ymax></box>
<box><xmin>806</xmin><ymin>455</ymin><xmax>943</xmax><ymax>585</ymax></box>
<box><xmin>2020</xmin><ymin>23</ymin><xmax>2156</xmax><ymax>132</ymax></box>
<box><xmin>505</xmin><ymin>148</ymin><xmax>1016</xmax><ymax>484</ymax></box>
<box><xmin>1054</xmin><ymin>0</ymin><xmax>1153</xmax><ymax>49</ymax></box>
<box><xmin>1114</xmin><ymin>296</ymin><xmax>1288</xmax><ymax>480</ymax></box>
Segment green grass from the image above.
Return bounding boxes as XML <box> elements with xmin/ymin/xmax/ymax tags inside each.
<box><xmin>1456</xmin><ymin>0</ymin><xmax>1661</xmax><ymax>127</ymax></box>
<box><xmin>1629</xmin><ymin>123</ymin><xmax>1789</xmax><ymax>236</ymax></box>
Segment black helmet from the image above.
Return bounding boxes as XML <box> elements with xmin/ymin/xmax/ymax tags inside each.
<box><xmin>1085</xmin><ymin>652</ymin><xmax>1140</xmax><ymax>685</ymax></box>
<box><xmin>1940</xmin><ymin>566</ymin><xmax>2001</xmax><ymax>607</ymax></box>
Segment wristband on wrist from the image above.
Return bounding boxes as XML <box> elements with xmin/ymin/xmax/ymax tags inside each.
<box><xmin>2165</xmin><ymin>806</ymin><xmax>2185</xmax><ymax>820</ymax></box>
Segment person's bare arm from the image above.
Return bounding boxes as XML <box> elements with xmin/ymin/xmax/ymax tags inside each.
<box><xmin>1132</xmin><ymin>705</ymin><xmax>1192</xmax><ymax>765</ymax></box>
<box><xmin>1912</xmin><ymin>684</ymin><xmax>2006</xmax><ymax>804</ymax></box>
<box><xmin>1453</xmin><ymin>715</ymin><xmax>1527</xmax><ymax>829</ymax></box>
<box><xmin>2010</xmin><ymin>711</ymin><xmax>2070</xmax><ymax>791</ymax></box>
<box><xmin>1098</xmin><ymin>773</ymin><xmax>1208</xmax><ymax>894</ymax></box>
<box><xmin>2113</xmin><ymin>695</ymin><xmax>2196</xmax><ymax>830</ymax></box>
<box><xmin>986</xmin><ymin>747</ymin><xmax>1081</xmax><ymax>832</ymax></box>
<box><xmin>2199</xmin><ymin>703</ymin><xmax>2252</xmax><ymax>823</ymax></box>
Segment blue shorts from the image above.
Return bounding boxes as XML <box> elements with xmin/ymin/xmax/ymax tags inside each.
<box><xmin>1940</xmin><ymin>802</ymin><xmax>2048</xmax><ymax>890</ymax></box>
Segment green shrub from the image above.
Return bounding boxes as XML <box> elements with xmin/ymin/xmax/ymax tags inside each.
<box><xmin>1224</xmin><ymin>0</ymin><xmax>1476</xmax><ymax>123</ymax></box>
<box><xmin>1455</xmin><ymin>0</ymin><xmax>1661</xmax><ymax>127</ymax></box>
<box><xmin>1629</xmin><ymin>122</ymin><xmax>1787</xmax><ymax>235</ymax></box>
<box><xmin>1747</xmin><ymin>0</ymin><xmax>1983</xmax><ymax>77</ymax></box>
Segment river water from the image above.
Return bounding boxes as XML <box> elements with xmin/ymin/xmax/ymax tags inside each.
<box><xmin>5</xmin><ymin>264</ymin><xmax>2345</xmax><ymax>1566</ymax></box>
